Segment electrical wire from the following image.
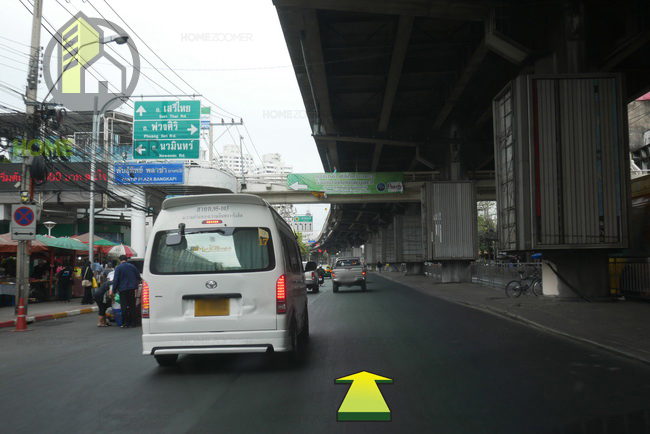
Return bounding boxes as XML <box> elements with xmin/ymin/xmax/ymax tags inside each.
<box><xmin>96</xmin><ymin>0</ymin><xmax>240</xmax><ymax>119</ymax></box>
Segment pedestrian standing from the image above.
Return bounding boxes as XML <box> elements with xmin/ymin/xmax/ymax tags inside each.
<box><xmin>57</xmin><ymin>261</ymin><xmax>74</xmax><ymax>302</ymax></box>
<box><xmin>111</xmin><ymin>255</ymin><xmax>140</xmax><ymax>328</ymax></box>
<box><xmin>81</xmin><ymin>260</ymin><xmax>94</xmax><ymax>304</ymax></box>
<box><xmin>377</xmin><ymin>261</ymin><xmax>383</xmax><ymax>273</ymax></box>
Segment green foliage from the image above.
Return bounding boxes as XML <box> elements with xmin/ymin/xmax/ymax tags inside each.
<box><xmin>477</xmin><ymin>201</ymin><xmax>497</xmax><ymax>257</ymax></box>
<box><xmin>294</xmin><ymin>231</ymin><xmax>310</xmax><ymax>258</ymax></box>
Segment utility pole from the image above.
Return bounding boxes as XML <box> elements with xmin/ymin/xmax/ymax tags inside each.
<box><xmin>17</xmin><ymin>0</ymin><xmax>44</xmax><ymax>313</ymax></box>
<box><xmin>206</xmin><ymin>119</ymin><xmax>243</xmax><ymax>168</ymax></box>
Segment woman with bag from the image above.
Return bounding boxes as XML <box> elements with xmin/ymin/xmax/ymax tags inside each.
<box><xmin>81</xmin><ymin>260</ymin><xmax>94</xmax><ymax>305</ymax></box>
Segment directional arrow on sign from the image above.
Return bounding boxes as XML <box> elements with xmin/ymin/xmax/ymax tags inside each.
<box><xmin>135</xmin><ymin>144</ymin><xmax>146</xmax><ymax>155</ymax></box>
<box><xmin>136</xmin><ymin>106</ymin><xmax>146</xmax><ymax>116</ymax></box>
<box><xmin>335</xmin><ymin>371</ymin><xmax>393</xmax><ymax>422</ymax></box>
<box><xmin>289</xmin><ymin>182</ymin><xmax>308</xmax><ymax>190</ymax></box>
<box><xmin>187</xmin><ymin>124</ymin><xmax>198</xmax><ymax>135</ymax></box>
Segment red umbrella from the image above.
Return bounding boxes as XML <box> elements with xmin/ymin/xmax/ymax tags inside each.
<box><xmin>106</xmin><ymin>244</ymin><xmax>137</xmax><ymax>258</ymax></box>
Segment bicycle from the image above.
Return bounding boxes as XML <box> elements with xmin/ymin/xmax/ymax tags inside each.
<box><xmin>505</xmin><ymin>268</ymin><xmax>543</xmax><ymax>297</ymax></box>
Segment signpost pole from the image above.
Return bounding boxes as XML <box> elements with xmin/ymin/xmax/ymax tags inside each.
<box><xmin>89</xmin><ymin>96</ymin><xmax>98</xmax><ymax>264</ymax></box>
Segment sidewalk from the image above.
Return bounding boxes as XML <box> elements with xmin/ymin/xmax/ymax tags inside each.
<box><xmin>379</xmin><ymin>271</ymin><xmax>650</xmax><ymax>365</ymax></box>
<box><xmin>0</xmin><ymin>300</ymin><xmax>97</xmax><ymax>329</ymax></box>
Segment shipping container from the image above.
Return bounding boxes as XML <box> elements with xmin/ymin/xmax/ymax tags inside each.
<box><xmin>493</xmin><ymin>74</ymin><xmax>630</xmax><ymax>250</ymax></box>
<box><xmin>394</xmin><ymin>205</ymin><xmax>424</xmax><ymax>262</ymax></box>
<box><xmin>421</xmin><ymin>182</ymin><xmax>477</xmax><ymax>260</ymax></box>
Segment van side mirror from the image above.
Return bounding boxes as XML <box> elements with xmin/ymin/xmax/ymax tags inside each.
<box><xmin>166</xmin><ymin>223</ymin><xmax>186</xmax><ymax>247</ymax></box>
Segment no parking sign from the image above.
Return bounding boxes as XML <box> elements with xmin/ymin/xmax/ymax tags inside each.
<box><xmin>10</xmin><ymin>205</ymin><xmax>38</xmax><ymax>240</ymax></box>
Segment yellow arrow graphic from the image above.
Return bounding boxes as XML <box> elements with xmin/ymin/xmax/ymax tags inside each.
<box><xmin>335</xmin><ymin>371</ymin><xmax>393</xmax><ymax>422</ymax></box>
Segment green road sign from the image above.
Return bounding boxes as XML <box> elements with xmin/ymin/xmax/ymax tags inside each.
<box><xmin>133</xmin><ymin>100</ymin><xmax>201</xmax><ymax>159</ymax></box>
<box><xmin>133</xmin><ymin>119</ymin><xmax>201</xmax><ymax>141</ymax></box>
<box><xmin>293</xmin><ymin>215</ymin><xmax>313</xmax><ymax>222</ymax></box>
<box><xmin>133</xmin><ymin>100</ymin><xmax>200</xmax><ymax>121</ymax></box>
<box><xmin>133</xmin><ymin>139</ymin><xmax>200</xmax><ymax>159</ymax></box>
<box><xmin>287</xmin><ymin>172</ymin><xmax>404</xmax><ymax>195</ymax></box>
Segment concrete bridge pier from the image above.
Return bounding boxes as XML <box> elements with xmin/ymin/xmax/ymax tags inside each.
<box><xmin>405</xmin><ymin>262</ymin><xmax>424</xmax><ymax>276</ymax></box>
<box><xmin>541</xmin><ymin>252</ymin><xmax>611</xmax><ymax>300</ymax></box>
<box><xmin>440</xmin><ymin>261</ymin><xmax>472</xmax><ymax>283</ymax></box>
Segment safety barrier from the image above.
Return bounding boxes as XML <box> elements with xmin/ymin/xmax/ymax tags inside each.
<box><xmin>471</xmin><ymin>262</ymin><xmax>541</xmax><ymax>288</ymax></box>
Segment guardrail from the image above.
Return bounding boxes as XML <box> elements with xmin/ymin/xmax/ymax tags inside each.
<box><xmin>471</xmin><ymin>262</ymin><xmax>541</xmax><ymax>288</ymax></box>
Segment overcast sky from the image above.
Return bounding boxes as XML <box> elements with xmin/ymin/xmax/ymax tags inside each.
<box><xmin>1</xmin><ymin>0</ymin><xmax>328</xmax><ymax>236</ymax></box>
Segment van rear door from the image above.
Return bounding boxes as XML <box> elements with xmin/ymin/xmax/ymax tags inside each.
<box><xmin>146</xmin><ymin>226</ymin><xmax>278</xmax><ymax>334</ymax></box>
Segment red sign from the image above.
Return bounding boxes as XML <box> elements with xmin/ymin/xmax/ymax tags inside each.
<box><xmin>0</xmin><ymin>163</ymin><xmax>108</xmax><ymax>191</ymax></box>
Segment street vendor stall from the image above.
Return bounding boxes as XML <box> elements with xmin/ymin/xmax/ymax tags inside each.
<box><xmin>36</xmin><ymin>235</ymin><xmax>90</xmax><ymax>299</ymax></box>
<box><xmin>0</xmin><ymin>234</ymin><xmax>50</xmax><ymax>304</ymax></box>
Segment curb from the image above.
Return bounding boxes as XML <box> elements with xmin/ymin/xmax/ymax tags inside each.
<box><xmin>380</xmin><ymin>273</ymin><xmax>650</xmax><ymax>367</ymax></box>
<box><xmin>0</xmin><ymin>306</ymin><xmax>98</xmax><ymax>329</ymax></box>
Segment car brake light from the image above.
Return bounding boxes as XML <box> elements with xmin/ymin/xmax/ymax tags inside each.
<box><xmin>142</xmin><ymin>280</ymin><xmax>150</xmax><ymax>318</ymax></box>
<box><xmin>362</xmin><ymin>271</ymin><xmax>366</xmax><ymax>276</ymax></box>
<box><xmin>331</xmin><ymin>272</ymin><xmax>336</xmax><ymax>278</ymax></box>
<box><xmin>276</xmin><ymin>275</ymin><xmax>287</xmax><ymax>314</ymax></box>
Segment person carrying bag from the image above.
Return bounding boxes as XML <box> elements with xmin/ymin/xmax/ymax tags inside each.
<box><xmin>80</xmin><ymin>260</ymin><xmax>94</xmax><ymax>305</ymax></box>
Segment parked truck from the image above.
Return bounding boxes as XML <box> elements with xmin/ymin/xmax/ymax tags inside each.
<box><xmin>331</xmin><ymin>257</ymin><xmax>366</xmax><ymax>292</ymax></box>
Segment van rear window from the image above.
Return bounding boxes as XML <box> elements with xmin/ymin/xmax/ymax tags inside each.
<box><xmin>150</xmin><ymin>227</ymin><xmax>275</xmax><ymax>274</ymax></box>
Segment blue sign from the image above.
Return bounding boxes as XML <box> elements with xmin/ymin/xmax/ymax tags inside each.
<box><xmin>114</xmin><ymin>163</ymin><xmax>184</xmax><ymax>185</ymax></box>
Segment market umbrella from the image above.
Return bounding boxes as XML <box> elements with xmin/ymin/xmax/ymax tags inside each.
<box><xmin>71</xmin><ymin>233</ymin><xmax>117</xmax><ymax>246</ymax></box>
<box><xmin>0</xmin><ymin>233</ymin><xmax>50</xmax><ymax>253</ymax></box>
<box><xmin>106</xmin><ymin>244</ymin><xmax>137</xmax><ymax>258</ymax></box>
<box><xmin>35</xmin><ymin>235</ymin><xmax>88</xmax><ymax>251</ymax></box>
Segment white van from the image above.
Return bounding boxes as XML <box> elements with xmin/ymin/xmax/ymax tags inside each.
<box><xmin>141</xmin><ymin>194</ymin><xmax>309</xmax><ymax>366</ymax></box>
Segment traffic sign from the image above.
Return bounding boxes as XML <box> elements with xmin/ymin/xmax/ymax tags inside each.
<box><xmin>133</xmin><ymin>100</ymin><xmax>201</xmax><ymax>159</ymax></box>
<box><xmin>293</xmin><ymin>215</ymin><xmax>313</xmax><ymax>223</ymax></box>
<box><xmin>133</xmin><ymin>100</ymin><xmax>200</xmax><ymax>121</ymax></box>
<box><xmin>133</xmin><ymin>119</ymin><xmax>201</xmax><ymax>140</ymax></box>
<box><xmin>11</xmin><ymin>204</ymin><xmax>38</xmax><ymax>240</ymax></box>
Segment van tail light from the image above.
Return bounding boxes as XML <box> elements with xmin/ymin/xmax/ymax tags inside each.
<box><xmin>276</xmin><ymin>274</ymin><xmax>287</xmax><ymax>314</ymax></box>
<box><xmin>141</xmin><ymin>280</ymin><xmax>150</xmax><ymax>318</ymax></box>
<box><xmin>331</xmin><ymin>272</ymin><xmax>336</xmax><ymax>278</ymax></box>
<box><xmin>311</xmin><ymin>271</ymin><xmax>316</xmax><ymax>281</ymax></box>
<box><xmin>362</xmin><ymin>271</ymin><xmax>366</xmax><ymax>276</ymax></box>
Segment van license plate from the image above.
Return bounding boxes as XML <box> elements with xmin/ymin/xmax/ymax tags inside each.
<box><xmin>195</xmin><ymin>299</ymin><xmax>229</xmax><ymax>316</ymax></box>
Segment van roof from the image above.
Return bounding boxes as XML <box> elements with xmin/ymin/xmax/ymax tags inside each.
<box><xmin>162</xmin><ymin>194</ymin><xmax>269</xmax><ymax>210</ymax></box>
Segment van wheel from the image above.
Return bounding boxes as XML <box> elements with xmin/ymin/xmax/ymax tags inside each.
<box><xmin>361</xmin><ymin>282</ymin><xmax>367</xmax><ymax>291</ymax></box>
<box><xmin>298</xmin><ymin>308</ymin><xmax>309</xmax><ymax>343</ymax></box>
<box><xmin>333</xmin><ymin>283</ymin><xmax>339</xmax><ymax>293</ymax></box>
<box><xmin>155</xmin><ymin>354</ymin><xmax>178</xmax><ymax>367</ymax></box>
<box><xmin>312</xmin><ymin>286</ymin><xmax>319</xmax><ymax>294</ymax></box>
<box><xmin>288</xmin><ymin>318</ymin><xmax>302</xmax><ymax>361</ymax></box>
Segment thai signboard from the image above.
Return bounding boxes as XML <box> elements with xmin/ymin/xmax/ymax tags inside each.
<box><xmin>114</xmin><ymin>163</ymin><xmax>184</xmax><ymax>185</ymax></box>
<box><xmin>0</xmin><ymin>163</ymin><xmax>108</xmax><ymax>192</ymax></box>
<box><xmin>286</xmin><ymin>172</ymin><xmax>404</xmax><ymax>195</ymax></box>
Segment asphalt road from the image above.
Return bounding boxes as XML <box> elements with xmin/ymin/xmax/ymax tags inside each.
<box><xmin>2</xmin><ymin>274</ymin><xmax>650</xmax><ymax>433</ymax></box>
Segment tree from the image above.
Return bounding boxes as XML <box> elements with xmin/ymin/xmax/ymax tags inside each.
<box><xmin>294</xmin><ymin>231</ymin><xmax>310</xmax><ymax>259</ymax></box>
<box><xmin>477</xmin><ymin>201</ymin><xmax>497</xmax><ymax>259</ymax></box>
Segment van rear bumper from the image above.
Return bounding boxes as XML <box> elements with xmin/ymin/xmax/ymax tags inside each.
<box><xmin>142</xmin><ymin>330</ymin><xmax>291</xmax><ymax>355</ymax></box>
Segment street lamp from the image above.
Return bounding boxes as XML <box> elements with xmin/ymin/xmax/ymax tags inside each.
<box><xmin>43</xmin><ymin>221</ymin><xmax>56</xmax><ymax>237</ymax></box>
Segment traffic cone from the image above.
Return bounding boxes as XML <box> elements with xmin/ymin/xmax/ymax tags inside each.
<box><xmin>11</xmin><ymin>297</ymin><xmax>31</xmax><ymax>332</ymax></box>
